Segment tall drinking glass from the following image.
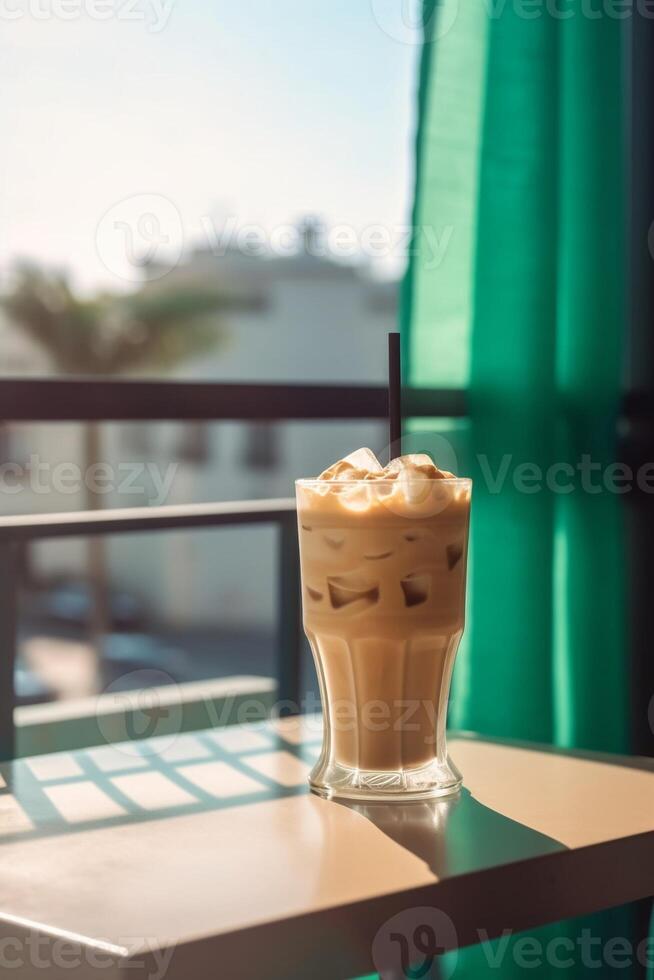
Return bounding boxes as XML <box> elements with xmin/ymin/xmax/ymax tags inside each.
<box><xmin>296</xmin><ymin>476</ymin><xmax>471</xmax><ymax>801</ymax></box>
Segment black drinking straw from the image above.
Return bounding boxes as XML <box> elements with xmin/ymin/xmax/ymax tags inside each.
<box><xmin>388</xmin><ymin>332</ymin><xmax>402</xmax><ymax>460</ymax></box>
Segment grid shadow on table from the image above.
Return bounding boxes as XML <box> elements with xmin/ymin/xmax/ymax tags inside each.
<box><xmin>0</xmin><ymin>720</ymin><xmax>324</xmax><ymax>845</ymax></box>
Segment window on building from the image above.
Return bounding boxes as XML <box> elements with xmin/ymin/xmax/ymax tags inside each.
<box><xmin>177</xmin><ymin>423</ymin><xmax>210</xmax><ymax>465</ymax></box>
<box><xmin>242</xmin><ymin>423</ymin><xmax>280</xmax><ymax>471</ymax></box>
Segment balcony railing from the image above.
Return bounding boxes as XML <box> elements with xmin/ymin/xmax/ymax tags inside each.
<box><xmin>0</xmin><ymin>378</ymin><xmax>467</xmax><ymax>761</ymax></box>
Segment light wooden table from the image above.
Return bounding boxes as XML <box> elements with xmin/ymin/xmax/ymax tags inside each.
<box><xmin>0</xmin><ymin>717</ymin><xmax>652</xmax><ymax>979</ymax></box>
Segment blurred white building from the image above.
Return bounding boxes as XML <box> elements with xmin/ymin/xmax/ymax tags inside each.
<box><xmin>1</xmin><ymin>227</ymin><xmax>398</xmax><ymax>633</ymax></box>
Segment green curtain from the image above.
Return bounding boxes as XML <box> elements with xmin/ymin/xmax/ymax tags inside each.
<box><xmin>400</xmin><ymin>0</ymin><xmax>634</xmax><ymax>976</ymax></box>
<box><xmin>405</xmin><ymin>0</ymin><xmax>627</xmax><ymax>751</ymax></box>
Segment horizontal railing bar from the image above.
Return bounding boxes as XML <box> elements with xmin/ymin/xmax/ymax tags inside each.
<box><xmin>0</xmin><ymin>379</ymin><xmax>467</xmax><ymax>422</ymax></box>
<box><xmin>0</xmin><ymin>498</ymin><xmax>296</xmax><ymax>541</ymax></box>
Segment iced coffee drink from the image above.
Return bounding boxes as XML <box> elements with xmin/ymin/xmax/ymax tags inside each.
<box><xmin>296</xmin><ymin>449</ymin><xmax>471</xmax><ymax>801</ymax></box>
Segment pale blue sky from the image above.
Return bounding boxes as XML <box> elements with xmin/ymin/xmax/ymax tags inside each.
<box><xmin>1</xmin><ymin>0</ymin><xmax>419</xmax><ymax>291</ymax></box>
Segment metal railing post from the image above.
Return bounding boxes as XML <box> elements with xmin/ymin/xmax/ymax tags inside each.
<box><xmin>0</xmin><ymin>541</ymin><xmax>17</xmax><ymax>762</ymax></box>
<box><xmin>277</xmin><ymin>513</ymin><xmax>301</xmax><ymax>716</ymax></box>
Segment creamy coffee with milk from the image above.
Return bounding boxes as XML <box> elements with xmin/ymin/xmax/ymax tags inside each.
<box><xmin>296</xmin><ymin>449</ymin><xmax>471</xmax><ymax>801</ymax></box>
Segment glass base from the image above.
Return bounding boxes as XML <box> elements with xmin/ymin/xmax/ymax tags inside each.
<box><xmin>309</xmin><ymin>755</ymin><xmax>462</xmax><ymax>803</ymax></box>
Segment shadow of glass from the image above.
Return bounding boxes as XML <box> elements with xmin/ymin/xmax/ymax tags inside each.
<box><xmin>339</xmin><ymin>787</ymin><xmax>566</xmax><ymax>879</ymax></box>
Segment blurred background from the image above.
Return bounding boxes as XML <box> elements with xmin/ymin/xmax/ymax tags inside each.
<box><xmin>0</xmin><ymin>1</ymin><xmax>423</xmax><ymax>707</ymax></box>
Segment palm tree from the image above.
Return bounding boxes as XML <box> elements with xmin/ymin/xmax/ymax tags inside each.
<box><xmin>3</xmin><ymin>262</ymin><xmax>226</xmax><ymax>682</ymax></box>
